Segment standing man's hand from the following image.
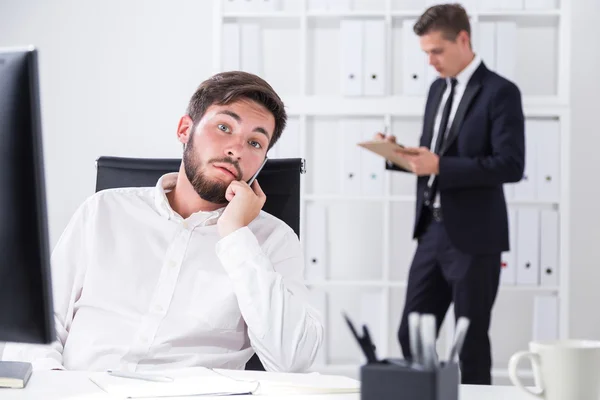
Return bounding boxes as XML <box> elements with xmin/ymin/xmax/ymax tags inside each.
<box><xmin>403</xmin><ymin>147</ymin><xmax>440</xmax><ymax>176</ymax></box>
<box><xmin>373</xmin><ymin>132</ymin><xmax>397</xmax><ymax>143</ymax></box>
<box><xmin>217</xmin><ymin>180</ymin><xmax>266</xmax><ymax>237</ymax></box>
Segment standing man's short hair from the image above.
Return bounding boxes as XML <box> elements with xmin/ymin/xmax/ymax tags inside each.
<box><xmin>413</xmin><ymin>3</ymin><xmax>471</xmax><ymax>42</ymax></box>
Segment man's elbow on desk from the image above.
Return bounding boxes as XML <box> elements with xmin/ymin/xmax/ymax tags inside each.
<box><xmin>255</xmin><ymin>316</ymin><xmax>324</xmax><ymax>373</ymax></box>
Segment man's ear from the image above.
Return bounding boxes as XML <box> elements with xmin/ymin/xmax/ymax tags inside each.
<box><xmin>458</xmin><ymin>30</ymin><xmax>470</xmax><ymax>48</ymax></box>
<box><xmin>177</xmin><ymin>115</ymin><xmax>194</xmax><ymax>146</ymax></box>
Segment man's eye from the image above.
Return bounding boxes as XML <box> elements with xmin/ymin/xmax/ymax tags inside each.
<box><xmin>249</xmin><ymin>140</ymin><xmax>262</xmax><ymax>149</ymax></box>
<box><xmin>218</xmin><ymin>124</ymin><xmax>230</xmax><ymax>133</ymax></box>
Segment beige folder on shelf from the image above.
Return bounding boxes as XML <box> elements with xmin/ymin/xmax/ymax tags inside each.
<box><xmin>357</xmin><ymin>140</ymin><xmax>417</xmax><ymax>172</ymax></box>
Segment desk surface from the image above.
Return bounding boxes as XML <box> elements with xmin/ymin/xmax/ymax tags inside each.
<box><xmin>2</xmin><ymin>370</ymin><xmax>533</xmax><ymax>399</ymax></box>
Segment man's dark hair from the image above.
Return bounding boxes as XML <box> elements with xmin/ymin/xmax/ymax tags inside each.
<box><xmin>413</xmin><ymin>3</ymin><xmax>471</xmax><ymax>42</ymax></box>
<box><xmin>186</xmin><ymin>71</ymin><xmax>287</xmax><ymax>150</ymax></box>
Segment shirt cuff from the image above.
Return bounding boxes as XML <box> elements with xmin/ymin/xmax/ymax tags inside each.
<box><xmin>216</xmin><ymin>226</ymin><xmax>264</xmax><ymax>273</ymax></box>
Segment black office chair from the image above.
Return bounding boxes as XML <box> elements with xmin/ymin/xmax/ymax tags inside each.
<box><xmin>95</xmin><ymin>156</ymin><xmax>305</xmax><ymax>371</ymax></box>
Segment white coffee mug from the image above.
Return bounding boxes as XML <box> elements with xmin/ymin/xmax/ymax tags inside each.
<box><xmin>509</xmin><ymin>340</ymin><xmax>600</xmax><ymax>400</ymax></box>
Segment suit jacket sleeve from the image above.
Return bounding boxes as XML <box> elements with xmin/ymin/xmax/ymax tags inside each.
<box><xmin>437</xmin><ymin>82</ymin><xmax>525</xmax><ymax>189</ymax></box>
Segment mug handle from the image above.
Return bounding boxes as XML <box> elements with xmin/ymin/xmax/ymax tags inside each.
<box><xmin>508</xmin><ymin>351</ymin><xmax>545</xmax><ymax>399</ymax></box>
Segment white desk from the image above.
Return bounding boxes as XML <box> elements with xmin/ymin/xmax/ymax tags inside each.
<box><xmin>2</xmin><ymin>370</ymin><xmax>532</xmax><ymax>399</ymax></box>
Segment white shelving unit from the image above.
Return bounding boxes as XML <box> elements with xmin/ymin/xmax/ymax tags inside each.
<box><xmin>213</xmin><ymin>0</ymin><xmax>570</xmax><ymax>384</ymax></box>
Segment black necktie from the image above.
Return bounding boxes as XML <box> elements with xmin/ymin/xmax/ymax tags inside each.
<box><xmin>425</xmin><ymin>78</ymin><xmax>457</xmax><ymax>207</ymax></box>
<box><xmin>433</xmin><ymin>78</ymin><xmax>458</xmax><ymax>155</ymax></box>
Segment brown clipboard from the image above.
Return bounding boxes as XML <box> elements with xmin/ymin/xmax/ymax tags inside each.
<box><xmin>357</xmin><ymin>140</ymin><xmax>418</xmax><ymax>172</ymax></box>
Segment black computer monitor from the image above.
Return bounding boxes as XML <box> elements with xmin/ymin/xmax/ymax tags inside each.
<box><xmin>0</xmin><ymin>48</ymin><xmax>54</xmax><ymax>344</ymax></box>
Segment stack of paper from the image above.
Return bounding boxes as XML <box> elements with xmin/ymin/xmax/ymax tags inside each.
<box><xmin>212</xmin><ymin>368</ymin><xmax>361</xmax><ymax>395</ymax></box>
<box><xmin>89</xmin><ymin>368</ymin><xmax>258</xmax><ymax>398</ymax></box>
<box><xmin>89</xmin><ymin>367</ymin><xmax>361</xmax><ymax>398</ymax></box>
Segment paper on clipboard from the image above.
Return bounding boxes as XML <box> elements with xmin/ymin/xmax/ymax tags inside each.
<box><xmin>357</xmin><ymin>140</ymin><xmax>417</xmax><ymax>172</ymax></box>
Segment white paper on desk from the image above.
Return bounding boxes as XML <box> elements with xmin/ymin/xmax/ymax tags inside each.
<box><xmin>89</xmin><ymin>367</ymin><xmax>259</xmax><ymax>398</ymax></box>
<box><xmin>212</xmin><ymin>368</ymin><xmax>361</xmax><ymax>395</ymax></box>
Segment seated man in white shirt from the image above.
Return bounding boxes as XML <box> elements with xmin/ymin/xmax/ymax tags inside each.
<box><xmin>2</xmin><ymin>71</ymin><xmax>323</xmax><ymax>373</ymax></box>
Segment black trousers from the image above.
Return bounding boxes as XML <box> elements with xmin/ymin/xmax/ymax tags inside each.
<box><xmin>398</xmin><ymin>207</ymin><xmax>501</xmax><ymax>385</ymax></box>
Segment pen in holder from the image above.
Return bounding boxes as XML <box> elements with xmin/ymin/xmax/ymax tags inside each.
<box><xmin>344</xmin><ymin>312</ymin><xmax>469</xmax><ymax>400</ymax></box>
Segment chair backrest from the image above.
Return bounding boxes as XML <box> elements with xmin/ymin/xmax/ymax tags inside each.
<box><xmin>94</xmin><ymin>156</ymin><xmax>305</xmax><ymax>371</ymax></box>
<box><xmin>95</xmin><ymin>156</ymin><xmax>304</xmax><ymax>237</ymax></box>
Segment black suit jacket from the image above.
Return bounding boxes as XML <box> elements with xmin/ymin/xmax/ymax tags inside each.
<box><xmin>389</xmin><ymin>62</ymin><xmax>525</xmax><ymax>255</ymax></box>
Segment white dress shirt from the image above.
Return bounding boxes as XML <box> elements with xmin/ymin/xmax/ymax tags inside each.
<box><xmin>429</xmin><ymin>54</ymin><xmax>482</xmax><ymax>206</ymax></box>
<box><xmin>2</xmin><ymin>173</ymin><xmax>323</xmax><ymax>373</ymax></box>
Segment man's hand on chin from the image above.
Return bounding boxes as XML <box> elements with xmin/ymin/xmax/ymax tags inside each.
<box><xmin>217</xmin><ymin>180</ymin><xmax>266</xmax><ymax>237</ymax></box>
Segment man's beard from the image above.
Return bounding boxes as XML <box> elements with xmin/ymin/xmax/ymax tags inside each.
<box><xmin>183</xmin><ymin>135</ymin><xmax>242</xmax><ymax>204</ymax></box>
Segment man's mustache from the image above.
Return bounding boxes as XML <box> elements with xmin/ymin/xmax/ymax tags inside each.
<box><xmin>209</xmin><ymin>157</ymin><xmax>242</xmax><ymax>180</ymax></box>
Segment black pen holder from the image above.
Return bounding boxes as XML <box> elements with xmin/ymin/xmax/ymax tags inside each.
<box><xmin>360</xmin><ymin>359</ymin><xmax>459</xmax><ymax>400</ymax></box>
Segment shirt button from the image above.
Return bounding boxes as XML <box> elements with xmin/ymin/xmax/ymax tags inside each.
<box><xmin>155</xmin><ymin>305</ymin><xmax>163</xmax><ymax>313</ymax></box>
<box><xmin>182</xmin><ymin>221</ymin><xmax>189</xmax><ymax>229</ymax></box>
<box><xmin>168</xmin><ymin>261</ymin><xmax>176</xmax><ymax>269</ymax></box>
<box><xmin>140</xmin><ymin>335</ymin><xmax>148</xmax><ymax>343</ymax></box>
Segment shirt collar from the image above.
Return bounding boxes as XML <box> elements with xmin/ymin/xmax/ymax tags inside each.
<box><xmin>451</xmin><ymin>54</ymin><xmax>482</xmax><ymax>87</ymax></box>
<box><xmin>154</xmin><ymin>173</ymin><xmax>225</xmax><ymax>227</ymax></box>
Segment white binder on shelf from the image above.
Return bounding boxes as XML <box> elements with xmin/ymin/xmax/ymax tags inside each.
<box><xmin>222</xmin><ymin>24</ymin><xmax>240</xmax><ymax>71</ymax></box>
<box><xmin>340</xmin><ymin>20</ymin><xmax>364</xmax><ymax>96</ymax></box>
<box><xmin>479</xmin><ymin>0</ymin><xmax>522</xmax><ymax>10</ymax></box>
<box><xmin>524</xmin><ymin>0</ymin><xmax>556</xmax><ymax>9</ymax></box>
<box><xmin>425</xmin><ymin>64</ymin><xmax>439</xmax><ymax>89</ymax></box>
<box><xmin>495</xmin><ymin>21</ymin><xmax>517</xmax><ymax>81</ymax></box>
<box><xmin>360</xmin><ymin>118</ymin><xmax>385</xmax><ymax>196</ymax></box>
<box><xmin>402</xmin><ymin>19</ymin><xmax>426</xmax><ymax>96</ymax></box>
<box><xmin>240</xmin><ymin>23</ymin><xmax>262</xmax><ymax>76</ymax></box>
<box><xmin>304</xmin><ymin>203</ymin><xmax>328</xmax><ymax>281</ymax></box>
<box><xmin>516</xmin><ymin>209</ymin><xmax>540</xmax><ymax>286</ymax></box>
<box><xmin>540</xmin><ymin>209</ymin><xmax>559</xmax><ymax>287</ymax></box>
<box><xmin>308</xmin><ymin>0</ymin><xmax>328</xmax><ymax>11</ymax></box>
<box><xmin>532</xmin><ymin>295</ymin><xmax>558</xmax><ymax>341</ymax></box>
<box><xmin>504</xmin><ymin>183</ymin><xmax>516</xmax><ymax>201</ymax></box>
<box><xmin>257</xmin><ymin>0</ymin><xmax>280</xmax><ymax>11</ymax></box>
<box><xmin>360</xmin><ymin>290</ymin><xmax>383</xmax><ymax>363</ymax></box>
<box><xmin>535</xmin><ymin>120</ymin><xmax>560</xmax><ymax>202</ymax></box>
<box><xmin>222</xmin><ymin>0</ymin><xmax>240</xmax><ymax>13</ymax></box>
<box><xmin>328</xmin><ymin>0</ymin><xmax>353</xmax><ymax>11</ymax></box>
<box><xmin>270</xmin><ymin>118</ymin><xmax>301</xmax><ymax>159</ymax></box>
<box><xmin>401</xmin><ymin>0</ymin><xmax>427</xmax><ymax>10</ymax></box>
<box><xmin>500</xmin><ymin>208</ymin><xmax>518</xmax><ymax>285</ymax></box>
<box><xmin>476</xmin><ymin>22</ymin><xmax>496</xmax><ymax>72</ymax></box>
<box><xmin>340</xmin><ymin>119</ymin><xmax>363</xmax><ymax>195</ymax></box>
<box><xmin>363</xmin><ymin>19</ymin><xmax>386</xmax><ymax>96</ymax></box>
<box><xmin>514</xmin><ymin>119</ymin><xmax>538</xmax><ymax>201</ymax></box>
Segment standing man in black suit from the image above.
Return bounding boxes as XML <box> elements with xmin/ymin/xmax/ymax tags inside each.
<box><xmin>375</xmin><ymin>4</ymin><xmax>525</xmax><ymax>384</ymax></box>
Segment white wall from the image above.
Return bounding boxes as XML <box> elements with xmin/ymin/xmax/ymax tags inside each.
<box><xmin>569</xmin><ymin>0</ymin><xmax>600</xmax><ymax>340</ymax></box>
<box><xmin>0</xmin><ymin>0</ymin><xmax>214</xmax><ymax>246</ymax></box>
<box><xmin>2</xmin><ymin>0</ymin><xmax>600</xmax><ymax>364</ymax></box>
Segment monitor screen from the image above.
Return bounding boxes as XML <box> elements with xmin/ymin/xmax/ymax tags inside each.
<box><xmin>0</xmin><ymin>48</ymin><xmax>54</xmax><ymax>344</ymax></box>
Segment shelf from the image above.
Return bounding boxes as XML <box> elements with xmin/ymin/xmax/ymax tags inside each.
<box><xmin>476</xmin><ymin>9</ymin><xmax>561</xmax><ymax>17</ymax></box>
<box><xmin>307</xmin><ymin>10</ymin><xmax>388</xmax><ymax>18</ymax></box>
<box><xmin>222</xmin><ymin>11</ymin><xmax>301</xmax><ymax>19</ymax></box>
<box><xmin>284</xmin><ymin>96</ymin><xmax>567</xmax><ymax>117</ymax></box>
<box><xmin>304</xmin><ymin>194</ymin><xmax>387</xmax><ymax>202</ymax></box>
<box><xmin>222</xmin><ymin>10</ymin><xmax>561</xmax><ymax>19</ymax></box>
<box><xmin>305</xmin><ymin>280</ymin><xmax>560</xmax><ymax>293</ymax></box>
<box><xmin>304</xmin><ymin>194</ymin><xmax>560</xmax><ymax>208</ymax></box>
